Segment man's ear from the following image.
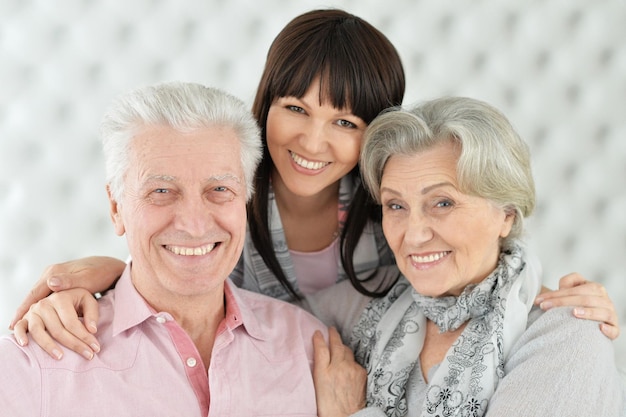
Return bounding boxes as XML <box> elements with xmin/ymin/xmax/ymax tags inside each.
<box><xmin>107</xmin><ymin>185</ymin><xmax>125</xmax><ymax>236</ymax></box>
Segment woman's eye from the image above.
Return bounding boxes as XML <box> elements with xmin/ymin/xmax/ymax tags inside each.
<box><xmin>287</xmin><ymin>105</ymin><xmax>305</xmax><ymax>114</ymax></box>
<box><xmin>435</xmin><ymin>199</ymin><xmax>453</xmax><ymax>208</ymax></box>
<box><xmin>385</xmin><ymin>203</ymin><xmax>403</xmax><ymax>211</ymax></box>
<box><xmin>153</xmin><ymin>188</ymin><xmax>169</xmax><ymax>194</ymax></box>
<box><xmin>337</xmin><ymin>119</ymin><xmax>357</xmax><ymax>129</ymax></box>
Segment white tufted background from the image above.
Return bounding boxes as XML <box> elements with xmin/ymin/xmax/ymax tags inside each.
<box><xmin>1</xmin><ymin>0</ymin><xmax>625</xmax><ymax>373</ymax></box>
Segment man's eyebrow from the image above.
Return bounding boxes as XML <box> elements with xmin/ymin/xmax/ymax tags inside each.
<box><xmin>144</xmin><ymin>175</ymin><xmax>175</xmax><ymax>183</ymax></box>
<box><xmin>144</xmin><ymin>174</ymin><xmax>241</xmax><ymax>183</ymax></box>
<box><xmin>207</xmin><ymin>174</ymin><xmax>241</xmax><ymax>183</ymax></box>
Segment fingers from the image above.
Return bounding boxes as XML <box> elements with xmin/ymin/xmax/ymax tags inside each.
<box><xmin>9</xmin><ymin>261</ymin><xmax>85</xmax><ymax>330</ymax></box>
<box><xmin>535</xmin><ymin>274</ymin><xmax>608</xmax><ymax>306</ymax></box>
<box><xmin>18</xmin><ymin>289</ymin><xmax>101</xmax><ymax>360</ymax></box>
<box><xmin>12</xmin><ymin>319</ymin><xmax>31</xmax><ymax>347</ymax></box>
<box><xmin>558</xmin><ymin>272</ymin><xmax>587</xmax><ymax>289</ymax></box>
<box><xmin>313</xmin><ymin>330</ymin><xmax>330</xmax><ymax>368</ymax></box>
<box><xmin>19</xmin><ymin>312</ymin><xmax>65</xmax><ymax>360</ymax></box>
<box><xmin>600</xmin><ymin>323</ymin><xmax>621</xmax><ymax>340</ymax></box>
<box><xmin>328</xmin><ymin>326</ymin><xmax>351</xmax><ymax>362</ymax></box>
<box><xmin>575</xmin><ymin>307</ymin><xmax>620</xmax><ymax>340</ymax></box>
<box><xmin>47</xmin><ymin>290</ymin><xmax>101</xmax><ymax>358</ymax></box>
<box><xmin>9</xmin><ymin>281</ymin><xmax>53</xmax><ymax>330</ymax></box>
<box><xmin>313</xmin><ymin>327</ymin><xmax>351</xmax><ymax>366</ymax></box>
<box><xmin>572</xmin><ymin>303</ymin><xmax>618</xmax><ymax>325</ymax></box>
<box><xmin>312</xmin><ymin>327</ymin><xmax>367</xmax><ymax>417</ymax></box>
<box><xmin>535</xmin><ymin>273</ymin><xmax>619</xmax><ymax>340</ymax></box>
<box><xmin>44</xmin><ymin>256</ymin><xmax>126</xmax><ymax>294</ymax></box>
<box><xmin>9</xmin><ymin>256</ymin><xmax>125</xmax><ymax>330</ymax></box>
<box><xmin>79</xmin><ymin>294</ymin><xmax>101</xmax><ymax>335</ymax></box>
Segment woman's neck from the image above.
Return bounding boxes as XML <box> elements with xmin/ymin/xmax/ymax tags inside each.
<box><xmin>272</xmin><ymin>170</ymin><xmax>340</xmax><ymax>252</ymax></box>
<box><xmin>271</xmin><ymin>169</ymin><xmax>340</xmax><ymax>216</ymax></box>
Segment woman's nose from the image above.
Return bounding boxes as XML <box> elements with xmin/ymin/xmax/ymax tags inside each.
<box><xmin>298</xmin><ymin>122</ymin><xmax>328</xmax><ymax>154</ymax></box>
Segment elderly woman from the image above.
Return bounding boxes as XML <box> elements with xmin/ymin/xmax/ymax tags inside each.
<box><xmin>310</xmin><ymin>96</ymin><xmax>624</xmax><ymax>417</ymax></box>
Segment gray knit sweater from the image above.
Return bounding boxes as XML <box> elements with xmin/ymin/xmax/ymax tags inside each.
<box><xmin>305</xmin><ymin>278</ymin><xmax>626</xmax><ymax>417</ymax></box>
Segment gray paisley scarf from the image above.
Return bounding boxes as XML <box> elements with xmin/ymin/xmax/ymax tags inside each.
<box><xmin>350</xmin><ymin>241</ymin><xmax>542</xmax><ymax>417</ymax></box>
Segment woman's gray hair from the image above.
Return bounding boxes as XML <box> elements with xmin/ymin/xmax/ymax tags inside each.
<box><xmin>101</xmin><ymin>81</ymin><xmax>262</xmax><ymax>201</ymax></box>
<box><xmin>360</xmin><ymin>96</ymin><xmax>535</xmax><ymax>242</ymax></box>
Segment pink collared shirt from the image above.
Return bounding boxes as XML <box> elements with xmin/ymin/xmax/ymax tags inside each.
<box><xmin>0</xmin><ymin>266</ymin><xmax>327</xmax><ymax>416</ymax></box>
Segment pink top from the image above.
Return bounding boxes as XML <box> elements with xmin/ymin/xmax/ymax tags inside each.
<box><xmin>0</xmin><ymin>265</ymin><xmax>327</xmax><ymax>416</ymax></box>
<box><xmin>290</xmin><ymin>237</ymin><xmax>340</xmax><ymax>294</ymax></box>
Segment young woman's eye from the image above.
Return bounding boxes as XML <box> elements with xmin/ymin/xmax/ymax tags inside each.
<box><xmin>287</xmin><ymin>105</ymin><xmax>305</xmax><ymax>114</ymax></box>
<box><xmin>337</xmin><ymin>119</ymin><xmax>357</xmax><ymax>129</ymax></box>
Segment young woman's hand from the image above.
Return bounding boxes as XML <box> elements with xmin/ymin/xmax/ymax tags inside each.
<box><xmin>12</xmin><ymin>288</ymin><xmax>101</xmax><ymax>360</ymax></box>
<box><xmin>535</xmin><ymin>272</ymin><xmax>619</xmax><ymax>339</ymax></box>
<box><xmin>313</xmin><ymin>327</ymin><xmax>367</xmax><ymax>417</ymax></box>
<box><xmin>9</xmin><ymin>256</ymin><xmax>125</xmax><ymax>330</ymax></box>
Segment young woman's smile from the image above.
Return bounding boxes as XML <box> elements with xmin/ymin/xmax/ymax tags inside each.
<box><xmin>266</xmin><ymin>79</ymin><xmax>366</xmax><ymax>198</ymax></box>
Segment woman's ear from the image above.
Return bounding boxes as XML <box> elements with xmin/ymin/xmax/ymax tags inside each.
<box><xmin>499</xmin><ymin>206</ymin><xmax>516</xmax><ymax>238</ymax></box>
<box><xmin>107</xmin><ymin>185</ymin><xmax>126</xmax><ymax>236</ymax></box>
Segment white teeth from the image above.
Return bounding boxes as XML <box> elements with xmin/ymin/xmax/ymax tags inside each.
<box><xmin>290</xmin><ymin>151</ymin><xmax>329</xmax><ymax>170</ymax></box>
<box><xmin>411</xmin><ymin>251</ymin><xmax>449</xmax><ymax>263</ymax></box>
<box><xmin>165</xmin><ymin>244</ymin><xmax>216</xmax><ymax>256</ymax></box>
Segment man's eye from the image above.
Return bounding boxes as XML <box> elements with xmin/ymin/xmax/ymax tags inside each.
<box><xmin>208</xmin><ymin>186</ymin><xmax>236</xmax><ymax>203</ymax></box>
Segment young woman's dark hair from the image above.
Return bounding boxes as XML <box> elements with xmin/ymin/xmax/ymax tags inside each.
<box><xmin>248</xmin><ymin>9</ymin><xmax>406</xmax><ymax>299</ymax></box>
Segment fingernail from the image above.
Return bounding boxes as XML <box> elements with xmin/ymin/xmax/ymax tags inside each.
<box><xmin>90</xmin><ymin>343</ymin><xmax>100</xmax><ymax>353</ymax></box>
<box><xmin>540</xmin><ymin>301</ymin><xmax>553</xmax><ymax>310</ymax></box>
<box><xmin>534</xmin><ymin>297</ymin><xmax>544</xmax><ymax>304</ymax></box>
<box><xmin>48</xmin><ymin>277</ymin><xmax>61</xmax><ymax>287</ymax></box>
<box><xmin>17</xmin><ymin>337</ymin><xmax>26</xmax><ymax>346</ymax></box>
<box><xmin>52</xmin><ymin>349</ymin><xmax>63</xmax><ymax>360</ymax></box>
<box><xmin>88</xmin><ymin>321</ymin><xmax>98</xmax><ymax>333</ymax></box>
<box><xmin>574</xmin><ymin>307</ymin><xmax>585</xmax><ymax>316</ymax></box>
<box><xmin>83</xmin><ymin>350</ymin><xmax>94</xmax><ymax>360</ymax></box>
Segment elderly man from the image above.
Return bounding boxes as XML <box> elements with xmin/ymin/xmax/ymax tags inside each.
<box><xmin>0</xmin><ymin>82</ymin><xmax>328</xmax><ymax>416</ymax></box>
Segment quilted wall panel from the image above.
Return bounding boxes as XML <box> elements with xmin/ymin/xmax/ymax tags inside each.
<box><xmin>1</xmin><ymin>0</ymin><xmax>625</xmax><ymax>370</ymax></box>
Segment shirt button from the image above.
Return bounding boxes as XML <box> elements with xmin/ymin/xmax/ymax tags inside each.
<box><xmin>186</xmin><ymin>357</ymin><xmax>197</xmax><ymax>368</ymax></box>
<box><xmin>156</xmin><ymin>316</ymin><xmax>166</xmax><ymax>324</ymax></box>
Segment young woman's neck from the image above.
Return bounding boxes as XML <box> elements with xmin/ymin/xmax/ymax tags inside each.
<box><xmin>271</xmin><ymin>170</ymin><xmax>340</xmax><ymax>216</ymax></box>
<box><xmin>271</xmin><ymin>169</ymin><xmax>341</xmax><ymax>252</ymax></box>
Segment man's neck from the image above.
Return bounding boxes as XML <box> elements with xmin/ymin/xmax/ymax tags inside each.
<box><xmin>131</xmin><ymin>271</ymin><xmax>227</xmax><ymax>371</ymax></box>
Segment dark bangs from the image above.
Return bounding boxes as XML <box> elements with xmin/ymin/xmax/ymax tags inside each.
<box><xmin>254</xmin><ymin>10</ymin><xmax>405</xmax><ymax>126</ymax></box>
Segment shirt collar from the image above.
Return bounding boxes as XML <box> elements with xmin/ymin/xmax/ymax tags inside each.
<box><xmin>111</xmin><ymin>264</ymin><xmax>155</xmax><ymax>337</ymax></box>
<box><xmin>223</xmin><ymin>279</ymin><xmax>268</xmax><ymax>341</ymax></box>
<box><xmin>111</xmin><ymin>263</ymin><xmax>268</xmax><ymax>341</ymax></box>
